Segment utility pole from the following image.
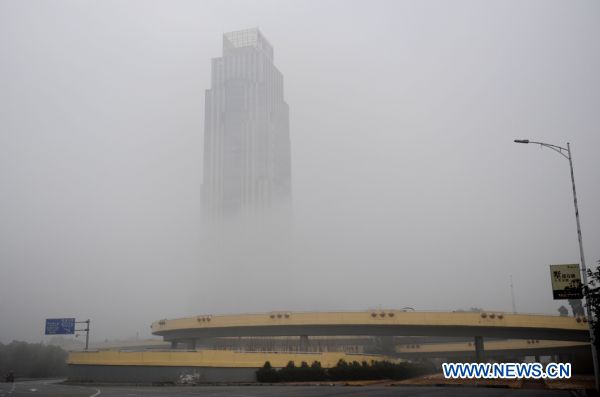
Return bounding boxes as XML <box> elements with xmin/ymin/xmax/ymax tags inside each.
<box><xmin>510</xmin><ymin>275</ymin><xmax>517</xmax><ymax>314</ymax></box>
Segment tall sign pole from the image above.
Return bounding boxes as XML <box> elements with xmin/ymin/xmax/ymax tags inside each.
<box><xmin>45</xmin><ymin>317</ymin><xmax>91</xmax><ymax>350</ymax></box>
<box><xmin>514</xmin><ymin>139</ymin><xmax>599</xmax><ymax>391</ymax></box>
<box><xmin>566</xmin><ymin>143</ymin><xmax>598</xmax><ymax>390</ymax></box>
<box><xmin>76</xmin><ymin>319</ymin><xmax>91</xmax><ymax>350</ymax></box>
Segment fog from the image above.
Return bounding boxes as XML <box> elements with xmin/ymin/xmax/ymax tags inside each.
<box><xmin>1</xmin><ymin>0</ymin><xmax>599</xmax><ymax>344</ymax></box>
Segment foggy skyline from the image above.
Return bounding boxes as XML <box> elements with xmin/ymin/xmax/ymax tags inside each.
<box><xmin>1</xmin><ymin>0</ymin><xmax>599</xmax><ymax>344</ymax></box>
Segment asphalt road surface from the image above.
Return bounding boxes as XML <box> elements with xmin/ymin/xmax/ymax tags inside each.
<box><xmin>0</xmin><ymin>380</ymin><xmax>575</xmax><ymax>397</ymax></box>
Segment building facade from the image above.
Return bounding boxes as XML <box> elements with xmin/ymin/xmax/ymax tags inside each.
<box><xmin>202</xmin><ymin>29</ymin><xmax>291</xmax><ymax>218</ymax></box>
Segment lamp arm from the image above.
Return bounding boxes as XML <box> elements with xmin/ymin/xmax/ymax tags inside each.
<box><xmin>528</xmin><ymin>141</ymin><xmax>570</xmax><ymax>160</ymax></box>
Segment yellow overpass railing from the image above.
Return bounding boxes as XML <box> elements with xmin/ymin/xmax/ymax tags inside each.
<box><xmin>68</xmin><ymin>350</ymin><xmax>391</xmax><ymax>368</ymax></box>
<box><xmin>396</xmin><ymin>339</ymin><xmax>588</xmax><ymax>353</ymax></box>
<box><xmin>151</xmin><ymin>311</ymin><xmax>589</xmax><ymax>334</ymax></box>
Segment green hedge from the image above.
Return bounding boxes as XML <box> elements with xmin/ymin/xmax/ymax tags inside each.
<box><xmin>257</xmin><ymin>359</ymin><xmax>435</xmax><ymax>382</ymax></box>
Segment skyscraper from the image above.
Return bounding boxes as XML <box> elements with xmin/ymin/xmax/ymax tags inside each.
<box><xmin>202</xmin><ymin>29</ymin><xmax>291</xmax><ymax>218</ymax></box>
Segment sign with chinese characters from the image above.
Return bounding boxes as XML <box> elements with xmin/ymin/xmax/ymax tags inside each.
<box><xmin>550</xmin><ymin>264</ymin><xmax>583</xmax><ymax>300</ymax></box>
<box><xmin>45</xmin><ymin>318</ymin><xmax>75</xmax><ymax>335</ymax></box>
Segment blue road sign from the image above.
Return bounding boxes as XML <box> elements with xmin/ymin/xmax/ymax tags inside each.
<box><xmin>45</xmin><ymin>318</ymin><xmax>75</xmax><ymax>335</ymax></box>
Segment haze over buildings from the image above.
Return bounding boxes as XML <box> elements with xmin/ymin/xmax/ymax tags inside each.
<box><xmin>0</xmin><ymin>1</ymin><xmax>599</xmax><ymax>344</ymax></box>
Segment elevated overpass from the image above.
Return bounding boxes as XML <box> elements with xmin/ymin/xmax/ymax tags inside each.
<box><xmin>151</xmin><ymin>310</ymin><xmax>590</xmax><ymax>344</ymax></box>
<box><xmin>67</xmin><ymin>310</ymin><xmax>593</xmax><ymax>383</ymax></box>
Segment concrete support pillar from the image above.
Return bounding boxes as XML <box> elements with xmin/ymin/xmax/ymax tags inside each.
<box><xmin>186</xmin><ymin>340</ymin><xmax>196</xmax><ymax>350</ymax></box>
<box><xmin>300</xmin><ymin>335</ymin><xmax>309</xmax><ymax>352</ymax></box>
<box><xmin>534</xmin><ymin>355</ymin><xmax>541</xmax><ymax>363</ymax></box>
<box><xmin>170</xmin><ymin>341</ymin><xmax>178</xmax><ymax>349</ymax></box>
<box><xmin>380</xmin><ymin>336</ymin><xmax>395</xmax><ymax>355</ymax></box>
<box><xmin>474</xmin><ymin>336</ymin><xmax>485</xmax><ymax>363</ymax></box>
<box><xmin>194</xmin><ymin>338</ymin><xmax>210</xmax><ymax>350</ymax></box>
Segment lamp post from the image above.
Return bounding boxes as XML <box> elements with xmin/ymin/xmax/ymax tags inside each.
<box><xmin>514</xmin><ymin>139</ymin><xmax>598</xmax><ymax>390</ymax></box>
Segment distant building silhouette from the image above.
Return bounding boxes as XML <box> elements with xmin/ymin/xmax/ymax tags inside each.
<box><xmin>202</xmin><ymin>28</ymin><xmax>291</xmax><ymax>218</ymax></box>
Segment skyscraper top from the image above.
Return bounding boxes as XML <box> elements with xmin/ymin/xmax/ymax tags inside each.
<box><xmin>204</xmin><ymin>29</ymin><xmax>290</xmax><ymax>218</ymax></box>
<box><xmin>223</xmin><ymin>28</ymin><xmax>274</xmax><ymax>60</ymax></box>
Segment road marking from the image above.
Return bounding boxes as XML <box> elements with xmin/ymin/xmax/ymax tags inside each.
<box><xmin>29</xmin><ymin>388</ymin><xmax>37</xmax><ymax>392</ymax></box>
<box><xmin>89</xmin><ymin>388</ymin><xmax>101</xmax><ymax>397</ymax></box>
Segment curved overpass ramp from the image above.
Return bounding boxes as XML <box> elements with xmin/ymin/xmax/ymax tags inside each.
<box><xmin>68</xmin><ymin>311</ymin><xmax>592</xmax><ymax>383</ymax></box>
<box><xmin>151</xmin><ymin>311</ymin><xmax>590</xmax><ymax>342</ymax></box>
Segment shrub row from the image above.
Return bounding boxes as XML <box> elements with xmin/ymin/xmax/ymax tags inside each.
<box><xmin>256</xmin><ymin>359</ymin><xmax>435</xmax><ymax>382</ymax></box>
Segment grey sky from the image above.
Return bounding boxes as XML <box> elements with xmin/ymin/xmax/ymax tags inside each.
<box><xmin>1</xmin><ymin>0</ymin><xmax>599</xmax><ymax>343</ymax></box>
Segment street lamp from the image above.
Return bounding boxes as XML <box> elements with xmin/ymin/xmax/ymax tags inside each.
<box><xmin>514</xmin><ymin>139</ymin><xmax>598</xmax><ymax>390</ymax></box>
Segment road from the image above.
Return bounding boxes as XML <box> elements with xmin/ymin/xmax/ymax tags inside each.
<box><xmin>0</xmin><ymin>380</ymin><xmax>575</xmax><ymax>397</ymax></box>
